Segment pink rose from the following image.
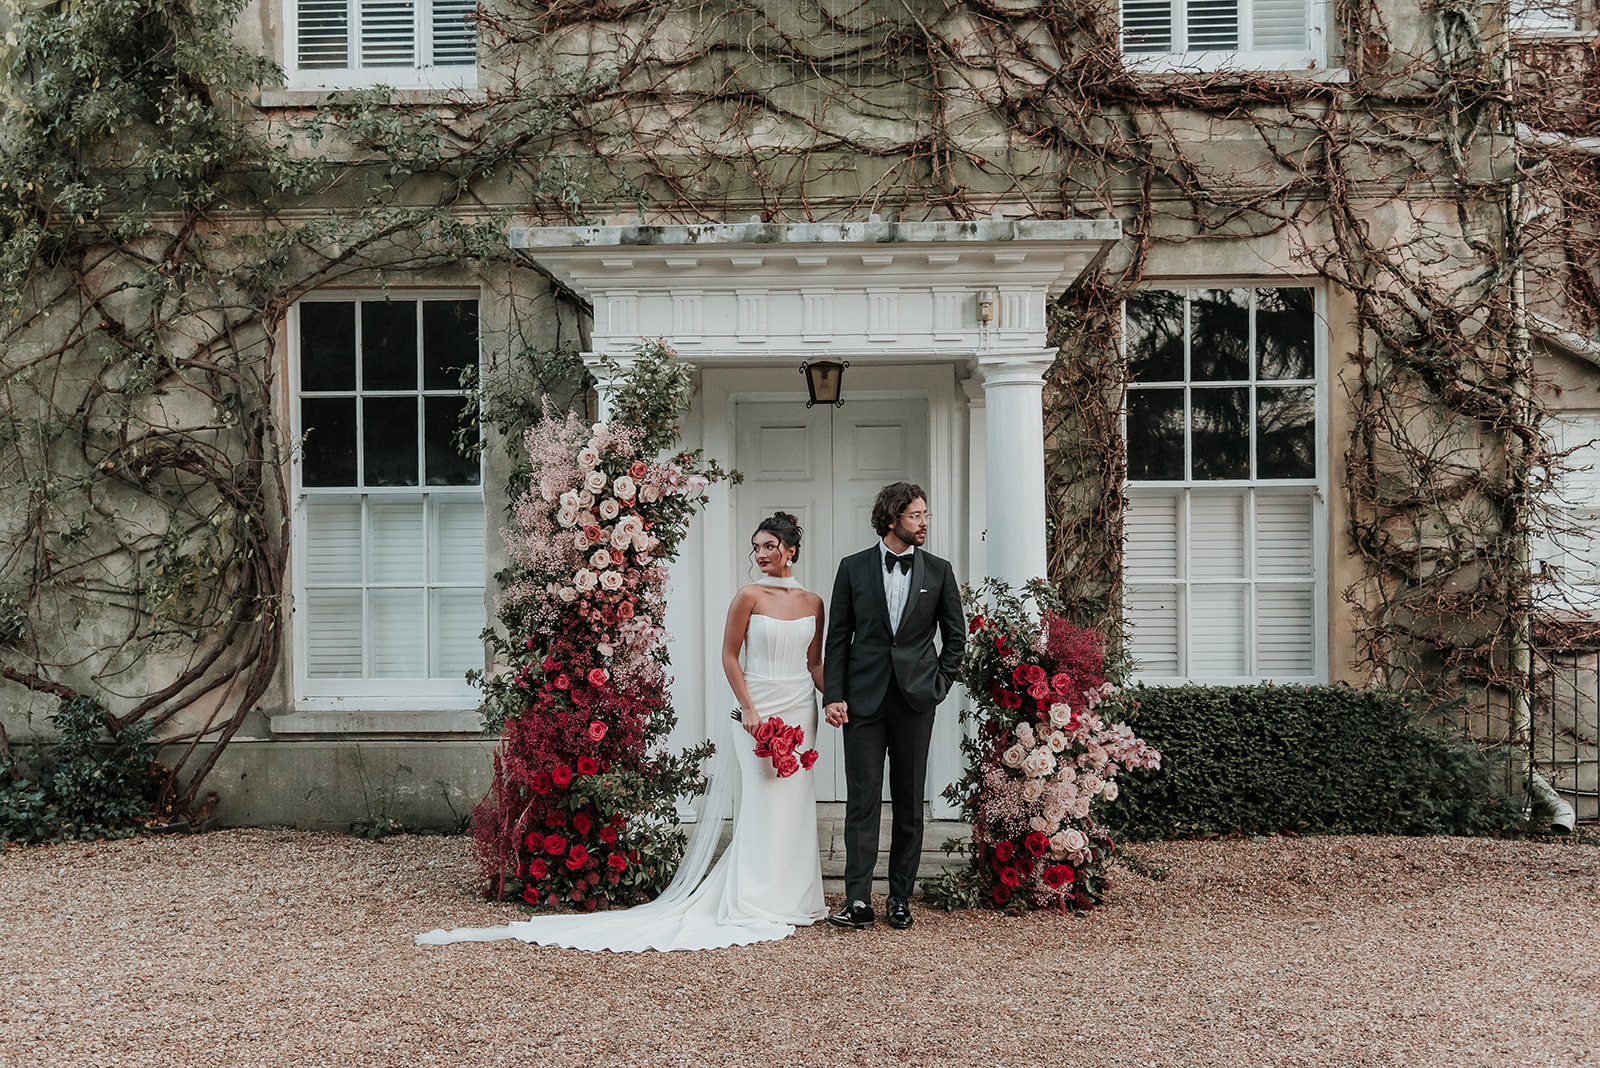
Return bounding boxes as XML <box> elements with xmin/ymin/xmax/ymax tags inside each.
<box><xmin>587</xmin><ymin>667</ymin><xmax>608</xmax><ymax>687</ymax></box>
<box><xmin>629</xmin><ymin>460</ymin><xmax>648</xmax><ymax>479</ymax></box>
<box><xmin>1051</xmin><ymin>673</ymin><xmax>1073</xmax><ymax>694</ymax></box>
<box><xmin>587</xmin><ymin>721</ymin><xmax>607</xmax><ymax>742</ymax></box>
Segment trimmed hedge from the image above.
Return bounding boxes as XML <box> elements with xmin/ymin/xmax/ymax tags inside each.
<box><xmin>1108</xmin><ymin>685</ymin><xmax>1523</xmax><ymax>840</ymax></box>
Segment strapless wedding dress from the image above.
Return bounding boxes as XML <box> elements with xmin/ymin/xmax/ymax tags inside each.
<box><xmin>418</xmin><ymin>613</ymin><xmax>827</xmax><ymax>952</ymax></box>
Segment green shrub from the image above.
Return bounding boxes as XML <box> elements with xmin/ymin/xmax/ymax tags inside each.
<box><xmin>0</xmin><ymin>696</ymin><xmax>157</xmax><ymax>844</ymax></box>
<box><xmin>1107</xmin><ymin>684</ymin><xmax>1523</xmax><ymax>840</ymax></box>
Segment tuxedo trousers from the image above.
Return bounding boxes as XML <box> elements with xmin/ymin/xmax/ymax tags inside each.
<box><xmin>841</xmin><ymin>674</ymin><xmax>935</xmax><ymax>902</ymax></box>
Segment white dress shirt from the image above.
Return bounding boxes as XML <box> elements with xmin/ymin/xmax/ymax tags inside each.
<box><xmin>880</xmin><ymin>541</ymin><xmax>914</xmax><ymax>634</ymax></box>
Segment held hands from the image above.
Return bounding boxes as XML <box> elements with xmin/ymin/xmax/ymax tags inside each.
<box><xmin>823</xmin><ymin>701</ymin><xmax>849</xmax><ymax>727</ymax></box>
<box><xmin>739</xmin><ymin>707</ymin><xmax>763</xmax><ymax>736</ymax></box>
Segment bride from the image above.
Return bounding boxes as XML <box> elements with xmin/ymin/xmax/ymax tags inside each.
<box><xmin>417</xmin><ymin>511</ymin><xmax>828</xmax><ymax>951</ymax></box>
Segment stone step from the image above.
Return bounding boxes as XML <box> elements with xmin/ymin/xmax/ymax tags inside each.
<box><xmin>699</xmin><ymin>801</ymin><xmax>972</xmax><ymax>895</ymax></box>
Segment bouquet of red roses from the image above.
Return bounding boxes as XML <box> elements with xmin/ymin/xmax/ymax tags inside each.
<box><xmin>751</xmin><ymin>716</ymin><xmax>819</xmax><ymax>778</ymax></box>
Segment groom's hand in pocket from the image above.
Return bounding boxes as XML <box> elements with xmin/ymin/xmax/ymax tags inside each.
<box><xmin>824</xmin><ymin>701</ymin><xmax>848</xmax><ymax>727</ymax></box>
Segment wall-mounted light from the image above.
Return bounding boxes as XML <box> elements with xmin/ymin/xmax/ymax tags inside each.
<box><xmin>801</xmin><ymin>360</ymin><xmax>848</xmax><ymax>407</ymax></box>
<box><xmin>977</xmin><ymin>290</ymin><xmax>996</xmax><ymax>324</ymax></box>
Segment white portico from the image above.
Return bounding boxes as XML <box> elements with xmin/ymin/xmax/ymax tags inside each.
<box><xmin>510</xmin><ymin>217</ymin><xmax>1121</xmax><ymax>811</ymax></box>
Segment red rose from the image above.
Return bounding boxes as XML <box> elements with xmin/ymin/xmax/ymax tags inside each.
<box><xmin>522</xmin><ymin>884</ymin><xmax>541</xmax><ymax>903</ymax></box>
<box><xmin>1012</xmin><ymin>665</ymin><xmax>1031</xmax><ymax>686</ymax></box>
<box><xmin>530</xmin><ymin>771</ymin><xmax>552</xmax><ymax>795</ymax></box>
<box><xmin>968</xmin><ymin>614</ymin><xmax>985</xmax><ymax>634</ymax></box>
<box><xmin>1027</xmin><ymin>664</ymin><xmax>1048</xmax><ymax>684</ymax></box>
<box><xmin>543</xmin><ymin>834</ymin><xmax>567</xmax><ymax>856</ymax></box>
<box><xmin>992</xmin><ymin>884</ymin><xmax>1012</xmax><ymax>905</ymax></box>
<box><xmin>629</xmin><ymin>460</ymin><xmax>648</xmax><ymax>479</ymax></box>
<box><xmin>992</xmin><ymin>841</ymin><xmax>1015</xmax><ymax>863</ymax></box>
<box><xmin>608</xmin><ymin>854</ymin><xmax>628</xmax><ymax>871</ymax></box>
<box><xmin>587</xmin><ymin>721</ymin><xmax>607</xmax><ymax>742</ymax></box>
<box><xmin>1043</xmin><ymin>864</ymin><xmax>1075</xmax><ymax>889</ymax></box>
<box><xmin>550</xmin><ymin>765</ymin><xmax>574</xmax><ymax>788</ymax></box>
<box><xmin>572</xmin><ymin>813</ymin><xmax>592</xmax><ymax>836</ymax></box>
<box><xmin>753</xmin><ymin>719</ymin><xmax>780</xmax><ymax>744</ymax></box>
<box><xmin>753</xmin><ymin>742</ymin><xmax>771</xmax><ymax>758</ymax></box>
<box><xmin>565</xmin><ymin>845</ymin><xmax>589</xmax><ymax>870</ymax></box>
<box><xmin>587</xmin><ymin>667</ymin><xmax>608</xmax><ymax>687</ymax></box>
<box><xmin>599</xmin><ymin>826</ymin><xmax>618</xmax><ymax>844</ymax></box>
<box><xmin>999</xmin><ymin>866</ymin><xmax>1022</xmax><ymax>888</ymax></box>
<box><xmin>577</xmin><ymin>756</ymin><xmax>600</xmax><ymax>776</ymax></box>
<box><xmin>800</xmin><ymin>749</ymin><xmax>819</xmax><ymax>770</ymax></box>
<box><xmin>610</xmin><ymin>813</ymin><xmax>626</xmax><ymax>828</ymax></box>
<box><xmin>542</xmin><ymin>656</ymin><xmax>558</xmax><ymax>672</ymax></box>
<box><xmin>1000</xmin><ymin>691</ymin><xmax>1023</xmax><ymax>710</ymax></box>
<box><xmin>527</xmin><ymin>858</ymin><xmax>549</xmax><ymax>880</ymax></box>
<box><xmin>770</xmin><ymin>733</ymin><xmax>796</xmax><ymax>758</ymax></box>
<box><xmin>544</xmin><ymin>810</ymin><xmax>567</xmax><ymax>828</ymax></box>
<box><xmin>1051</xmin><ymin>673</ymin><xmax>1072</xmax><ymax>695</ymax></box>
<box><xmin>1025</xmin><ymin>831</ymin><xmax>1050</xmax><ymax>857</ymax></box>
<box><xmin>554</xmin><ymin>674</ymin><xmax>571</xmax><ymax>690</ymax></box>
<box><xmin>994</xmin><ymin>636</ymin><xmax>1008</xmax><ymax>654</ymax></box>
<box><xmin>523</xmin><ymin>831</ymin><xmax>541</xmax><ymax>852</ymax></box>
<box><xmin>582</xmin><ymin>523</ymin><xmax>604</xmax><ymax>543</ymax></box>
<box><xmin>1028</xmin><ymin>682</ymin><xmax>1050</xmax><ymax>701</ymax></box>
<box><xmin>627</xmin><ymin>848</ymin><xmax>640</xmax><ymax>862</ymax></box>
<box><xmin>774</xmin><ymin>754</ymin><xmax>800</xmax><ymax>778</ymax></box>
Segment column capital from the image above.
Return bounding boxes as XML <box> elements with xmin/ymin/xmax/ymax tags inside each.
<box><xmin>973</xmin><ymin>350</ymin><xmax>1056</xmax><ymax>389</ymax></box>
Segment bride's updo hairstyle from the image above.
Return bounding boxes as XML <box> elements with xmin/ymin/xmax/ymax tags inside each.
<box><xmin>754</xmin><ymin>511</ymin><xmax>803</xmax><ymax>563</ymax></box>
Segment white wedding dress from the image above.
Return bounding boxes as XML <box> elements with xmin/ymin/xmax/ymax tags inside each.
<box><xmin>417</xmin><ymin>612</ymin><xmax>828</xmax><ymax>952</ymax></box>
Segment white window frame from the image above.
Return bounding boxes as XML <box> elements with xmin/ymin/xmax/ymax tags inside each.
<box><xmin>1533</xmin><ymin>411</ymin><xmax>1600</xmax><ymax>616</ymax></box>
<box><xmin>283</xmin><ymin>0</ymin><xmax>479</xmax><ymax>92</ymax></box>
<box><xmin>1120</xmin><ymin>0</ymin><xmax>1328</xmax><ymax>72</ymax></box>
<box><xmin>1511</xmin><ymin>0</ymin><xmax>1581</xmax><ymax>35</ymax></box>
<box><xmin>288</xmin><ymin>292</ymin><xmax>486</xmax><ymax>716</ymax></box>
<box><xmin>1121</xmin><ymin>283</ymin><xmax>1329</xmax><ymax>685</ymax></box>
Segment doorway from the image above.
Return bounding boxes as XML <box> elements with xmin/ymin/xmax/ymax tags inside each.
<box><xmin>733</xmin><ymin>397</ymin><xmax>931</xmax><ymax>801</ymax></box>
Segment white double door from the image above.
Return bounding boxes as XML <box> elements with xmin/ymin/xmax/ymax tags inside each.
<box><xmin>733</xmin><ymin>397</ymin><xmax>932</xmax><ymax>802</ymax></box>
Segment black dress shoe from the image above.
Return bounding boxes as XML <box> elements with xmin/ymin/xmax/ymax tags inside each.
<box><xmin>886</xmin><ymin>896</ymin><xmax>913</xmax><ymax>930</ymax></box>
<box><xmin>826</xmin><ymin>899</ymin><xmax>875</xmax><ymax>930</ymax></box>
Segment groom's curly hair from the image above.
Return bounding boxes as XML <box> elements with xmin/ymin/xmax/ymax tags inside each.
<box><xmin>871</xmin><ymin>482</ymin><xmax>926</xmax><ymax>537</ymax></box>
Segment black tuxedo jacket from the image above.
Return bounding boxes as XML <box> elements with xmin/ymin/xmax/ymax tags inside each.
<box><xmin>823</xmin><ymin>545</ymin><xmax>967</xmax><ymax>718</ymax></box>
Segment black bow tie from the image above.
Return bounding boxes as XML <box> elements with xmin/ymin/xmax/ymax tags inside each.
<box><xmin>885</xmin><ymin>552</ymin><xmax>913</xmax><ymax>574</ymax></box>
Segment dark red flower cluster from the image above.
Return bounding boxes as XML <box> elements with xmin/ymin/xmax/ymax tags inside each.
<box><xmin>751</xmin><ymin>716</ymin><xmax>819</xmax><ymax>778</ymax></box>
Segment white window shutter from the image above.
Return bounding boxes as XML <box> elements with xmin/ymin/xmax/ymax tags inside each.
<box><xmin>430</xmin><ymin>0</ymin><xmax>478</xmax><ymax>66</ymax></box>
<box><xmin>1257</xmin><ymin>587</ymin><xmax>1315</xmax><ymax>674</ymax></box>
<box><xmin>1190</xmin><ymin>586</ymin><xmax>1249</xmax><ymax>675</ymax></box>
<box><xmin>431</xmin><ymin>588</ymin><xmax>486</xmax><ymax>677</ymax></box>
<box><xmin>1190</xmin><ymin>493</ymin><xmax>1247</xmax><ymax>579</ymax></box>
<box><xmin>430</xmin><ymin>499</ymin><xmax>484</xmax><ymax>584</ymax></box>
<box><xmin>1255</xmin><ymin>493</ymin><xmax>1314</xmax><ymax>578</ymax></box>
<box><xmin>1126</xmin><ymin>587</ymin><xmax>1183</xmax><ymax>676</ymax></box>
<box><xmin>1122</xmin><ymin>0</ymin><xmax>1174</xmax><ymax>53</ymax></box>
<box><xmin>370</xmin><ymin>588</ymin><xmax>426</xmax><ymax>677</ymax></box>
<box><xmin>305</xmin><ymin>590</ymin><xmax>364</xmax><ymax>677</ymax></box>
<box><xmin>1125</xmin><ymin>493</ymin><xmax>1182</xmax><ymax>579</ymax></box>
<box><xmin>369</xmin><ymin>500</ymin><xmax>425</xmax><ymax>583</ymax></box>
<box><xmin>1251</xmin><ymin>0</ymin><xmax>1309</xmax><ymax>51</ymax></box>
<box><xmin>304</xmin><ymin>500</ymin><xmax>363</xmax><ymax>584</ymax></box>
<box><xmin>361</xmin><ymin>0</ymin><xmax>417</xmax><ymax>68</ymax></box>
<box><xmin>1188</xmin><ymin>0</ymin><xmax>1241</xmax><ymax>50</ymax></box>
<box><xmin>297</xmin><ymin>0</ymin><xmax>350</xmax><ymax>69</ymax></box>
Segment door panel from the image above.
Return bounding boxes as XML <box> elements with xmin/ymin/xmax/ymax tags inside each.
<box><xmin>734</xmin><ymin>397</ymin><xmax>930</xmax><ymax>801</ymax></box>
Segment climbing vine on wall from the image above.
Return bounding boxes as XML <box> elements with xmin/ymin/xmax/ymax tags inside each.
<box><xmin>2</xmin><ymin>0</ymin><xmax>1595</xmax><ymax>819</ymax></box>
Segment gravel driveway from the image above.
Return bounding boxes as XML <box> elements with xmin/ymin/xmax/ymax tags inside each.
<box><xmin>3</xmin><ymin>829</ymin><xmax>1598</xmax><ymax>1067</ymax></box>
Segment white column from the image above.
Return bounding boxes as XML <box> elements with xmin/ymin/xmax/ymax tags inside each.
<box><xmin>961</xmin><ymin>372</ymin><xmax>988</xmax><ymax>584</ymax></box>
<box><xmin>977</xmin><ymin>351</ymin><xmax>1053</xmax><ymax>589</ymax></box>
<box><xmin>582</xmin><ymin>353</ymin><xmax>635</xmax><ymax>420</ymax></box>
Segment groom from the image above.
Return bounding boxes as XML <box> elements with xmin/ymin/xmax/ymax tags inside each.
<box><xmin>823</xmin><ymin>482</ymin><xmax>966</xmax><ymax>931</ymax></box>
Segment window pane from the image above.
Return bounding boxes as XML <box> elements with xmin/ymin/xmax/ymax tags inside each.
<box><xmin>305</xmin><ymin>589</ymin><xmax>363</xmax><ymax>677</ymax></box>
<box><xmin>1257</xmin><ymin>386</ymin><xmax>1316</xmax><ymax>479</ymax></box>
<box><xmin>1190</xmin><ymin>493</ymin><xmax>1246</xmax><ymax>579</ymax></box>
<box><xmin>361</xmin><ymin>301</ymin><xmax>417</xmax><ymax>390</ymax></box>
<box><xmin>1124</xmin><ymin>494</ymin><xmax>1181</xmax><ymax>579</ymax></box>
<box><xmin>1191</xmin><ymin>387</ymin><xmax>1250</xmax><ymax>480</ymax></box>
<box><xmin>1127</xmin><ymin>389</ymin><xmax>1185</xmax><ymax>481</ymax></box>
<box><xmin>425</xmin><ymin>396</ymin><xmax>479</xmax><ymax>486</ymax></box>
<box><xmin>1190</xmin><ymin>288</ymin><xmax>1249</xmax><ymax>381</ymax></box>
<box><xmin>1257</xmin><ymin>288</ymin><xmax>1315</xmax><ymax>379</ymax></box>
<box><xmin>297</xmin><ymin>0</ymin><xmax>350</xmax><ymax>70</ymax></box>
<box><xmin>423</xmin><ymin>300</ymin><xmax>479</xmax><ymax>389</ymax></box>
<box><xmin>361</xmin><ymin>0</ymin><xmax>416</xmax><ymax>67</ymax></box>
<box><xmin>304</xmin><ymin>500</ymin><xmax>363</xmax><ymax>583</ymax></box>
<box><xmin>431</xmin><ymin>500</ymin><xmax>485</xmax><ymax>583</ymax></box>
<box><xmin>431</xmin><ymin>588</ymin><xmax>485</xmax><ymax>677</ymax></box>
<box><xmin>1190</xmin><ymin>585</ymin><xmax>1248</xmax><ymax>674</ymax></box>
<box><xmin>1125</xmin><ymin>289</ymin><xmax>1185</xmax><ymax>382</ymax></box>
<box><xmin>1188</xmin><ymin>0</ymin><xmax>1240</xmax><ymax>50</ymax></box>
<box><xmin>370</xmin><ymin>500</ymin><xmax>424</xmax><ymax>583</ymax></box>
<box><xmin>363</xmin><ymin>397</ymin><xmax>419</xmax><ymax>486</ymax></box>
<box><xmin>1125</xmin><ymin>585</ymin><xmax>1181</xmax><ymax>675</ymax></box>
<box><xmin>370</xmin><ymin>588</ymin><xmax>425</xmax><ymax>676</ymax></box>
<box><xmin>431</xmin><ymin>0</ymin><xmax>478</xmax><ymax>66</ymax></box>
<box><xmin>1121</xmin><ymin>0</ymin><xmax>1174</xmax><ymax>53</ymax></box>
<box><xmin>301</xmin><ymin>398</ymin><xmax>358</xmax><ymax>486</ymax></box>
<box><xmin>1252</xmin><ymin>0</ymin><xmax>1308</xmax><ymax>50</ymax></box>
<box><xmin>300</xmin><ymin>302</ymin><xmax>356</xmax><ymax>391</ymax></box>
<box><xmin>1257</xmin><ymin>586</ymin><xmax>1315</xmax><ymax>675</ymax></box>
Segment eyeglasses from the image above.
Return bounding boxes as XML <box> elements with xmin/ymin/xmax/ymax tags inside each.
<box><xmin>900</xmin><ymin>511</ymin><xmax>932</xmax><ymax>523</ymax></box>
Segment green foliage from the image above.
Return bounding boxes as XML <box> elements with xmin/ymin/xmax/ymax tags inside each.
<box><xmin>0</xmin><ymin>696</ymin><xmax>157</xmax><ymax>844</ymax></box>
<box><xmin>1108</xmin><ymin>685</ymin><xmax>1525</xmax><ymax>840</ymax></box>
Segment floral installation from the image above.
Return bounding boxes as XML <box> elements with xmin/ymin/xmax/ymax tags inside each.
<box><xmin>471</xmin><ymin>341</ymin><xmax>735</xmax><ymax>912</ymax></box>
<box><xmin>751</xmin><ymin>717</ymin><xmax>819</xmax><ymax>779</ymax></box>
<box><xmin>923</xmin><ymin>578</ymin><xmax>1161</xmax><ymax>913</ymax></box>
